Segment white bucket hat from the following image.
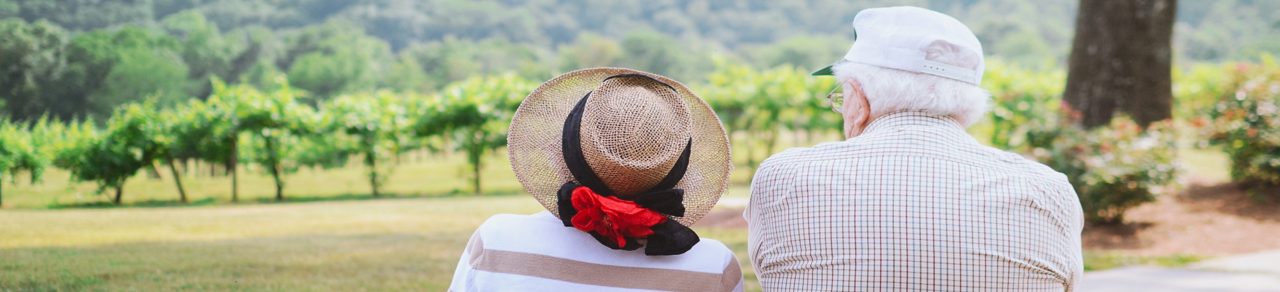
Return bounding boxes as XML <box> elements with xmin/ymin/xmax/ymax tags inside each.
<box><xmin>812</xmin><ymin>6</ymin><xmax>985</xmax><ymax>85</ymax></box>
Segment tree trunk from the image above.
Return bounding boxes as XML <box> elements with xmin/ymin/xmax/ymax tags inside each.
<box><xmin>472</xmin><ymin>157</ymin><xmax>482</xmax><ymax>195</ymax></box>
<box><xmin>265</xmin><ymin>138</ymin><xmax>284</xmax><ymax>201</ymax></box>
<box><xmin>230</xmin><ymin>136</ymin><xmax>239</xmax><ymax>202</ymax></box>
<box><xmin>368</xmin><ymin>151</ymin><xmax>380</xmax><ymax>197</ymax></box>
<box><xmin>167</xmin><ymin>159</ymin><xmax>189</xmax><ymax>203</ymax></box>
<box><xmin>370</xmin><ymin>162</ymin><xmax>380</xmax><ymax>197</ymax></box>
<box><xmin>146</xmin><ymin>163</ymin><xmax>162</xmax><ymax>179</ymax></box>
<box><xmin>113</xmin><ymin>184</ymin><xmax>123</xmax><ymax>205</ymax></box>
<box><xmin>442</xmin><ymin>134</ymin><xmax>453</xmax><ymax>157</ymax></box>
<box><xmin>1064</xmin><ymin>0</ymin><xmax>1176</xmax><ymax>128</ymax></box>
<box><xmin>271</xmin><ymin>164</ymin><xmax>284</xmax><ymax>201</ymax></box>
<box><xmin>765</xmin><ymin>128</ymin><xmax>780</xmax><ymax>158</ymax></box>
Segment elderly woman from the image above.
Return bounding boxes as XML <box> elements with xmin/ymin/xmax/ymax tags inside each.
<box><xmin>450</xmin><ymin>68</ymin><xmax>743</xmax><ymax>291</ymax></box>
<box><xmin>746</xmin><ymin>6</ymin><xmax>1084</xmax><ymax>291</ymax></box>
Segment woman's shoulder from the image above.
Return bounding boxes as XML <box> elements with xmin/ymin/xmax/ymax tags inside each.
<box><xmin>473</xmin><ymin>212</ymin><xmax>571</xmax><ymax>239</ymax></box>
<box><xmin>688</xmin><ymin>238</ymin><xmax>739</xmax><ymax>264</ymax></box>
<box><xmin>470</xmin><ymin>212</ymin><xmax>738</xmax><ymax>273</ymax></box>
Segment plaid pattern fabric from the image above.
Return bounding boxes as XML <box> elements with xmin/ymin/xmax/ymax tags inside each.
<box><xmin>746</xmin><ymin>112</ymin><xmax>1083</xmax><ymax>291</ymax></box>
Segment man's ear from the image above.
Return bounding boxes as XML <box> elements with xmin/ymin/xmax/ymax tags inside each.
<box><xmin>848</xmin><ymin>79</ymin><xmax>872</xmax><ymax>127</ymax></box>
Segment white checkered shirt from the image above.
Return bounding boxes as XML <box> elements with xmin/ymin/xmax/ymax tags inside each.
<box><xmin>746</xmin><ymin>112</ymin><xmax>1084</xmax><ymax>291</ymax></box>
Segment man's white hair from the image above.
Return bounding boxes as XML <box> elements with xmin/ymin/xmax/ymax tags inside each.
<box><xmin>832</xmin><ymin>44</ymin><xmax>990</xmax><ymax>126</ymax></box>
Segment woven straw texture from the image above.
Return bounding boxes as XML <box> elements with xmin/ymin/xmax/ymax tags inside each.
<box><xmin>508</xmin><ymin>68</ymin><xmax>731</xmax><ymax>226</ymax></box>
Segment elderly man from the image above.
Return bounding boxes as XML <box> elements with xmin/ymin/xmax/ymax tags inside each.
<box><xmin>746</xmin><ymin>6</ymin><xmax>1084</xmax><ymax>291</ymax></box>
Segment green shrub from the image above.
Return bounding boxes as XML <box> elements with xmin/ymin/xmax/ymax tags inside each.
<box><xmin>0</xmin><ymin>118</ymin><xmax>51</xmax><ymax>206</ymax></box>
<box><xmin>426</xmin><ymin>74</ymin><xmax>534</xmax><ymax>195</ymax></box>
<box><xmin>1202</xmin><ymin>55</ymin><xmax>1280</xmax><ymax>195</ymax></box>
<box><xmin>1031</xmin><ymin>116</ymin><xmax>1179</xmax><ymax>224</ymax></box>
<box><xmin>983</xmin><ymin>60</ymin><xmax>1067</xmax><ymax>150</ymax></box>
<box><xmin>983</xmin><ymin>62</ymin><xmax>1179</xmax><ymax>224</ymax></box>
<box><xmin>699</xmin><ymin>60</ymin><xmax>836</xmax><ymax>174</ymax></box>
<box><xmin>319</xmin><ymin>91</ymin><xmax>413</xmax><ymax>197</ymax></box>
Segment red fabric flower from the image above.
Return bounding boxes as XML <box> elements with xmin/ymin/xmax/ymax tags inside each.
<box><xmin>569</xmin><ymin>186</ymin><xmax>666</xmax><ymax>248</ymax></box>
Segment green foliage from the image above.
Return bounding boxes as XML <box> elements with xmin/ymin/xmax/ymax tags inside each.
<box><xmin>700</xmin><ymin>60</ymin><xmax>836</xmax><ymax>174</ymax></box>
<box><xmin>557</xmin><ymin>34</ymin><xmax>623</xmax><ymax>72</ymax></box>
<box><xmin>620</xmin><ymin>31</ymin><xmax>710</xmax><ymax>82</ymax></box>
<box><xmin>983</xmin><ymin>60</ymin><xmax>1067</xmax><ymax>150</ymax></box>
<box><xmin>61</xmin><ymin>26</ymin><xmax>190</xmax><ymax>117</ymax></box>
<box><xmin>1202</xmin><ymin>55</ymin><xmax>1280</xmax><ymax>195</ymax></box>
<box><xmin>284</xmin><ymin>21</ymin><xmax>391</xmax><ymax>99</ymax></box>
<box><xmin>1177</xmin><ymin>0</ymin><xmax>1280</xmax><ymax>62</ymax></box>
<box><xmin>405</xmin><ymin>93</ymin><xmax>449</xmax><ymax>153</ymax></box>
<box><xmin>56</xmin><ymin>102</ymin><xmax>169</xmax><ymax>203</ymax></box>
<box><xmin>396</xmin><ymin>37</ymin><xmax>548</xmax><ymax>92</ymax></box>
<box><xmin>1</xmin><ymin>0</ymin><xmax>152</xmax><ymax>30</ymax></box>
<box><xmin>48</xmin><ymin>119</ymin><xmax>96</xmax><ymax>172</ymax></box>
<box><xmin>228</xmin><ymin>77</ymin><xmax>315</xmax><ymax>200</ymax></box>
<box><xmin>161</xmin><ymin>10</ymin><xmax>238</xmax><ymax>98</ymax></box>
<box><xmin>1032</xmin><ymin>117</ymin><xmax>1179</xmax><ymax>224</ymax></box>
<box><xmin>0</xmin><ymin>19</ymin><xmax>67</xmax><ymax>119</ymax></box>
<box><xmin>320</xmin><ymin>91</ymin><xmax>412</xmax><ymax>196</ymax></box>
<box><xmin>0</xmin><ymin>117</ymin><xmax>51</xmax><ymax>205</ymax></box>
<box><xmin>427</xmin><ymin>74</ymin><xmax>535</xmax><ymax>194</ymax></box>
<box><xmin>94</xmin><ymin>47</ymin><xmax>190</xmax><ymax>111</ymax></box>
<box><xmin>178</xmin><ymin>80</ymin><xmax>248</xmax><ymax>172</ymax></box>
<box><xmin>747</xmin><ymin>35</ymin><xmax>848</xmax><ymax>69</ymax></box>
<box><xmin>1174</xmin><ymin>63</ymin><xmax>1233</xmax><ymax>119</ymax></box>
<box><xmin>983</xmin><ymin>62</ymin><xmax>1179</xmax><ymax>224</ymax></box>
<box><xmin>4</xmin><ymin>0</ymin><xmax>1280</xmax><ymax>120</ymax></box>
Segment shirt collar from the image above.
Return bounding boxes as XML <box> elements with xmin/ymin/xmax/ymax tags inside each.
<box><xmin>860</xmin><ymin>111</ymin><xmax>967</xmax><ymax>137</ymax></box>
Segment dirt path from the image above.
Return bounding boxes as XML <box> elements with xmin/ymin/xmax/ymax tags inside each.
<box><xmin>1085</xmin><ymin>182</ymin><xmax>1280</xmax><ymax>256</ymax></box>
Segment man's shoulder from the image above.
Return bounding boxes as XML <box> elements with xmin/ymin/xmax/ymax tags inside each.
<box><xmin>975</xmin><ymin>146</ymin><xmax>1073</xmax><ymax>190</ymax></box>
<box><xmin>758</xmin><ymin>141</ymin><xmax>853</xmax><ymax>170</ymax></box>
<box><xmin>971</xmin><ymin>146</ymin><xmax>1079</xmax><ymax>218</ymax></box>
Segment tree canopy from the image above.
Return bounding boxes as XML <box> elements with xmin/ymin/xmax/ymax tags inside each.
<box><xmin>0</xmin><ymin>0</ymin><xmax>1277</xmax><ymax>120</ymax></box>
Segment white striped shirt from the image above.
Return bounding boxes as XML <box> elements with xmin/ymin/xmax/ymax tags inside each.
<box><xmin>450</xmin><ymin>211</ymin><xmax>744</xmax><ymax>292</ymax></box>
<box><xmin>746</xmin><ymin>112</ymin><xmax>1084</xmax><ymax>291</ymax></box>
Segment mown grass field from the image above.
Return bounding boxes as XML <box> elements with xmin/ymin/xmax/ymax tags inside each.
<box><xmin>0</xmin><ymin>141</ymin><xmax>764</xmax><ymax>290</ymax></box>
<box><xmin>2</xmin><ymin>191</ymin><xmax>1206</xmax><ymax>291</ymax></box>
<box><xmin>0</xmin><ymin>195</ymin><xmax>758</xmax><ymax>291</ymax></box>
<box><xmin>1</xmin><ymin>129</ymin><xmax>1224</xmax><ymax>290</ymax></box>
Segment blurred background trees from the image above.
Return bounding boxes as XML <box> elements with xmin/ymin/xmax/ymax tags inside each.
<box><xmin>0</xmin><ymin>0</ymin><xmax>1278</xmax><ymax>223</ymax></box>
<box><xmin>0</xmin><ymin>0</ymin><xmax>1277</xmax><ymax>120</ymax></box>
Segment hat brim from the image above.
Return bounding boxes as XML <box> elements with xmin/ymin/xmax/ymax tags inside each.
<box><xmin>811</xmin><ymin>64</ymin><xmax>835</xmax><ymax>76</ymax></box>
<box><xmin>507</xmin><ymin>67</ymin><xmax>732</xmax><ymax>227</ymax></box>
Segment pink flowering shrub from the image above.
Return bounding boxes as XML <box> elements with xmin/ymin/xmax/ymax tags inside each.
<box><xmin>985</xmin><ymin>63</ymin><xmax>1179</xmax><ymax>224</ymax></box>
<box><xmin>1202</xmin><ymin>57</ymin><xmax>1280</xmax><ymax>196</ymax></box>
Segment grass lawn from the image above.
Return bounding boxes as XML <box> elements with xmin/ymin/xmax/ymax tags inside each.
<box><xmin>0</xmin><ymin>195</ymin><xmax>760</xmax><ymax>291</ymax></box>
<box><xmin>1</xmin><ymin>194</ymin><xmax>1207</xmax><ymax>291</ymax></box>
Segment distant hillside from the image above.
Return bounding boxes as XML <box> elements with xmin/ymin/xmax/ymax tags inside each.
<box><xmin>2</xmin><ymin>0</ymin><xmax>1277</xmax><ymax>65</ymax></box>
<box><xmin>2</xmin><ymin>0</ymin><xmax>1277</xmax><ymax>120</ymax></box>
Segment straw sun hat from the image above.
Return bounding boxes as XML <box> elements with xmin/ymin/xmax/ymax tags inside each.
<box><xmin>507</xmin><ymin>67</ymin><xmax>731</xmax><ymax>255</ymax></box>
